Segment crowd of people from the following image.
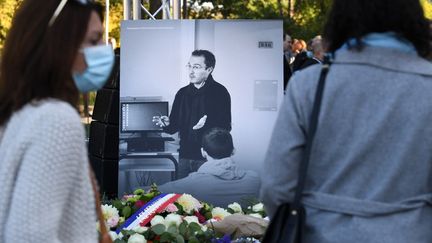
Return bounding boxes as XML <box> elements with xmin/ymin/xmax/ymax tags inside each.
<box><xmin>283</xmin><ymin>33</ymin><xmax>325</xmax><ymax>90</ymax></box>
<box><xmin>0</xmin><ymin>0</ymin><xmax>431</xmax><ymax>242</ymax></box>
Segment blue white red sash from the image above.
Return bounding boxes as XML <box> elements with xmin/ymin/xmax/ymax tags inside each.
<box><xmin>116</xmin><ymin>193</ymin><xmax>181</xmax><ymax>233</ymax></box>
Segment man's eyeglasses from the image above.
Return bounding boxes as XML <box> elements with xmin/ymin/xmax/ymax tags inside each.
<box><xmin>185</xmin><ymin>64</ymin><xmax>205</xmax><ymax>71</ymax></box>
<box><xmin>48</xmin><ymin>0</ymin><xmax>93</xmax><ymax>27</ymax></box>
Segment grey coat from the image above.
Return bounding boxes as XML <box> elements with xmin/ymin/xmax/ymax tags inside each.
<box><xmin>159</xmin><ymin>157</ymin><xmax>260</xmax><ymax>208</ymax></box>
<box><xmin>260</xmin><ymin>46</ymin><xmax>432</xmax><ymax>243</ymax></box>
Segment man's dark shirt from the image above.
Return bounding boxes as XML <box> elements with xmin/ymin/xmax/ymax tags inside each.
<box><xmin>163</xmin><ymin>75</ymin><xmax>231</xmax><ymax>159</ymax></box>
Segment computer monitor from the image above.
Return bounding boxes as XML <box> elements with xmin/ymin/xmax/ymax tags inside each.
<box><xmin>121</xmin><ymin>101</ymin><xmax>169</xmax><ymax>133</ymax></box>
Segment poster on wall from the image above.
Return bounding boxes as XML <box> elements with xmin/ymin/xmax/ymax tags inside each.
<box><xmin>118</xmin><ymin>20</ymin><xmax>283</xmax><ymax>204</ymax></box>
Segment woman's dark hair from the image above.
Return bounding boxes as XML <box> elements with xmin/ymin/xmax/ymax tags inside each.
<box><xmin>0</xmin><ymin>0</ymin><xmax>103</xmax><ymax>126</ymax></box>
<box><xmin>323</xmin><ymin>0</ymin><xmax>432</xmax><ymax>59</ymax></box>
<box><xmin>202</xmin><ymin>128</ymin><xmax>234</xmax><ymax>159</ymax></box>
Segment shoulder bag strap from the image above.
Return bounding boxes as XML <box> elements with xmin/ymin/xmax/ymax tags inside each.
<box><xmin>90</xmin><ymin>167</ymin><xmax>113</xmax><ymax>243</ymax></box>
<box><xmin>293</xmin><ymin>56</ymin><xmax>332</xmax><ymax>208</ymax></box>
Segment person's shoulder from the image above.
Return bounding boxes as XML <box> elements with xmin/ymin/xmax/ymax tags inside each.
<box><xmin>242</xmin><ymin>169</ymin><xmax>261</xmax><ymax>183</ymax></box>
<box><xmin>32</xmin><ymin>99</ymin><xmax>81</xmax><ymax>126</ymax></box>
<box><xmin>289</xmin><ymin>64</ymin><xmax>322</xmax><ymax>91</ymax></box>
<box><xmin>175</xmin><ymin>84</ymin><xmax>191</xmax><ymax>96</ymax></box>
<box><xmin>23</xmin><ymin>99</ymin><xmax>84</xmax><ymax>140</ymax></box>
<box><xmin>158</xmin><ymin>176</ymin><xmax>199</xmax><ymax>194</ymax></box>
<box><xmin>210</xmin><ymin>79</ymin><xmax>229</xmax><ymax>94</ymax></box>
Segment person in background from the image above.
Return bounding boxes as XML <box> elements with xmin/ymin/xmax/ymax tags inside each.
<box><xmin>291</xmin><ymin>39</ymin><xmax>306</xmax><ymax>56</ymax></box>
<box><xmin>0</xmin><ymin>0</ymin><xmax>114</xmax><ymax>242</ymax></box>
<box><xmin>310</xmin><ymin>35</ymin><xmax>324</xmax><ymax>62</ymax></box>
<box><xmin>292</xmin><ymin>35</ymin><xmax>324</xmax><ymax>73</ymax></box>
<box><xmin>153</xmin><ymin>50</ymin><xmax>232</xmax><ymax>179</ymax></box>
<box><xmin>283</xmin><ymin>33</ymin><xmax>294</xmax><ymax>90</ymax></box>
<box><xmin>261</xmin><ymin>0</ymin><xmax>432</xmax><ymax>242</ymax></box>
<box><xmin>158</xmin><ymin>128</ymin><xmax>260</xmax><ymax>208</ymax></box>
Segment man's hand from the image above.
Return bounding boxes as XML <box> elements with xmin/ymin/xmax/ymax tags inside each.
<box><xmin>152</xmin><ymin>115</ymin><xmax>170</xmax><ymax>127</ymax></box>
<box><xmin>192</xmin><ymin>115</ymin><xmax>207</xmax><ymax>130</ymax></box>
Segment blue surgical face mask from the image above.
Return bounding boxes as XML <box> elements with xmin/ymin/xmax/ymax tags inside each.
<box><xmin>73</xmin><ymin>45</ymin><xmax>114</xmax><ymax>93</ymax></box>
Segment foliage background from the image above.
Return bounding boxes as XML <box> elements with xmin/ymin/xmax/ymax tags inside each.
<box><xmin>1</xmin><ymin>0</ymin><xmax>432</xmax><ymax>50</ymax></box>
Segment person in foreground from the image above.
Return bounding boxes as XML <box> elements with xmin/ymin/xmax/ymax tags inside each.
<box><xmin>260</xmin><ymin>0</ymin><xmax>432</xmax><ymax>242</ymax></box>
<box><xmin>159</xmin><ymin>128</ymin><xmax>260</xmax><ymax>208</ymax></box>
<box><xmin>0</xmin><ymin>0</ymin><xmax>114</xmax><ymax>242</ymax></box>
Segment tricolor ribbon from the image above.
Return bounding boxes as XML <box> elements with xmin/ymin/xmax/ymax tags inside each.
<box><xmin>116</xmin><ymin>193</ymin><xmax>181</xmax><ymax>233</ymax></box>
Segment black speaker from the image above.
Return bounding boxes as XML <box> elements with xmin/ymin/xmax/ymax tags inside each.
<box><xmin>89</xmin><ymin>121</ymin><xmax>119</xmax><ymax>159</ymax></box>
<box><xmin>89</xmin><ymin>155</ymin><xmax>118</xmax><ymax>198</ymax></box>
<box><xmin>92</xmin><ymin>88</ymin><xmax>119</xmax><ymax>124</ymax></box>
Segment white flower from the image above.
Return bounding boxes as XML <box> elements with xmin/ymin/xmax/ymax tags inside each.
<box><xmin>211</xmin><ymin>207</ymin><xmax>231</xmax><ymax>221</ymax></box>
<box><xmin>133</xmin><ymin>226</ymin><xmax>148</xmax><ymax>234</ymax></box>
<box><xmin>183</xmin><ymin>216</ymin><xmax>200</xmax><ymax>224</ymax></box>
<box><xmin>192</xmin><ymin>1</ymin><xmax>202</xmax><ymax>12</ymax></box>
<box><xmin>218</xmin><ymin>4</ymin><xmax>223</xmax><ymax>9</ymax></box>
<box><xmin>249</xmin><ymin>213</ymin><xmax>263</xmax><ymax>218</ymax></box>
<box><xmin>101</xmin><ymin>204</ymin><xmax>120</xmax><ymax>228</ymax></box>
<box><xmin>252</xmin><ymin>203</ymin><xmax>264</xmax><ymax>212</ymax></box>
<box><xmin>228</xmin><ymin>202</ymin><xmax>243</xmax><ymax>213</ymax></box>
<box><xmin>150</xmin><ymin>215</ymin><xmax>165</xmax><ymax>226</ymax></box>
<box><xmin>128</xmin><ymin>233</ymin><xmax>147</xmax><ymax>243</ymax></box>
<box><xmin>109</xmin><ymin>231</ymin><xmax>123</xmax><ymax>241</ymax></box>
<box><xmin>202</xmin><ymin>2</ymin><xmax>214</xmax><ymax>10</ymax></box>
<box><xmin>176</xmin><ymin>194</ymin><xmax>202</xmax><ymax>214</ymax></box>
<box><xmin>201</xmin><ymin>225</ymin><xmax>208</xmax><ymax>232</ymax></box>
<box><xmin>164</xmin><ymin>213</ymin><xmax>182</xmax><ymax>227</ymax></box>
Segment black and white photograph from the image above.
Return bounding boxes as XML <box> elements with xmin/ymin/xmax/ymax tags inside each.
<box><xmin>118</xmin><ymin>20</ymin><xmax>283</xmax><ymax>205</ymax></box>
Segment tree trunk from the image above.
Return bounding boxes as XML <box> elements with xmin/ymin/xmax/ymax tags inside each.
<box><xmin>277</xmin><ymin>0</ymin><xmax>283</xmax><ymax>18</ymax></box>
<box><xmin>182</xmin><ymin>0</ymin><xmax>188</xmax><ymax>19</ymax></box>
<box><xmin>294</xmin><ymin>0</ymin><xmax>302</xmax><ymax>12</ymax></box>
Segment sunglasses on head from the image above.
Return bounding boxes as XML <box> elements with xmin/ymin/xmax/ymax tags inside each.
<box><xmin>48</xmin><ymin>0</ymin><xmax>94</xmax><ymax>26</ymax></box>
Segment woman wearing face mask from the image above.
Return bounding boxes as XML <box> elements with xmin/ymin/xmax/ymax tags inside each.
<box><xmin>0</xmin><ymin>0</ymin><xmax>114</xmax><ymax>242</ymax></box>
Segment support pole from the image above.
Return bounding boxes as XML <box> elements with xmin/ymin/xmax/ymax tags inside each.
<box><xmin>105</xmin><ymin>0</ymin><xmax>110</xmax><ymax>44</ymax></box>
<box><xmin>133</xmin><ymin>0</ymin><xmax>142</xmax><ymax>20</ymax></box>
<box><xmin>162</xmin><ymin>0</ymin><xmax>170</xmax><ymax>19</ymax></box>
<box><xmin>123</xmin><ymin>0</ymin><xmax>131</xmax><ymax>20</ymax></box>
<box><xmin>173</xmin><ymin>0</ymin><xmax>181</xmax><ymax>19</ymax></box>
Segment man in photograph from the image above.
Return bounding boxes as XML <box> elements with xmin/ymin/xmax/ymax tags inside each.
<box><xmin>153</xmin><ymin>49</ymin><xmax>231</xmax><ymax>179</ymax></box>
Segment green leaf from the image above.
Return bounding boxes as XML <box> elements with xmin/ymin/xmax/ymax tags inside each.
<box><xmin>188</xmin><ymin>222</ymin><xmax>201</xmax><ymax>234</ymax></box>
<box><xmin>113</xmin><ymin>239</ymin><xmax>126</xmax><ymax>243</ymax></box>
<box><xmin>178</xmin><ymin>221</ymin><xmax>188</xmax><ymax>236</ymax></box>
<box><xmin>134</xmin><ymin>188</ymin><xmax>145</xmax><ymax>195</ymax></box>
<box><xmin>204</xmin><ymin>212</ymin><xmax>212</xmax><ymax>219</ymax></box>
<box><xmin>227</xmin><ymin>208</ymin><xmax>235</xmax><ymax>214</ymax></box>
<box><xmin>112</xmin><ymin>199</ymin><xmax>123</xmax><ymax>210</ymax></box>
<box><xmin>167</xmin><ymin>225</ymin><xmax>178</xmax><ymax>234</ymax></box>
<box><xmin>142</xmin><ymin>193</ymin><xmax>154</xmax><ymax>202</ymax></box>
<box><xmin>188</xmin><ymin>237</ymin><xmax>200</xmax><ymax>243</ymax></box>
<box><xmin>122</xmin><ymin>206</ymin><xmax>132</xmax><ymax>218</ymax></box>
<box><xmin>151</xmin><ymin>224</ymin><xmax>166</xmax><ymax>235</ymax></box>
<box><xmin>176</xmin><ymin>234</ymin><xmax>185</xmax><ymax>243</ymax></box>
<box><xmin>160</xmin><ymin>232</ymin><xmax>175</xmax><ymax>242</ymax></box>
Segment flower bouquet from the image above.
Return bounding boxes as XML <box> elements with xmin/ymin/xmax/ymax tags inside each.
<box><xmin>99</xmin><ymin>185</ymin><xmax>268</xmax><ymax>243</ymax></box>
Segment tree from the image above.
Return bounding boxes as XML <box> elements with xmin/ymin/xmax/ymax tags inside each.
<box><xmin>0</xmin><ymin>0</ymin><xmax>23</xmax><ymax>50</ymax></box>
<box><xmin>421</xmin><ymin>0</ymin><xmax>432</xmax><ymax>19</ymax></box>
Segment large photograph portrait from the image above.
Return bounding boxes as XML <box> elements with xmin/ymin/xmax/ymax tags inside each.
<box><xmin>118</xmin><ymin>20</ymin><xmax>283</xmax><ymax>206</ymax></box>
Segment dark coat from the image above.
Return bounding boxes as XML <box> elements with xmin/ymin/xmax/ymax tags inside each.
<box><xmin>164</xmin><ymin>75</ymin><xmax>231</xmax><ymax>159</ymax></box>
